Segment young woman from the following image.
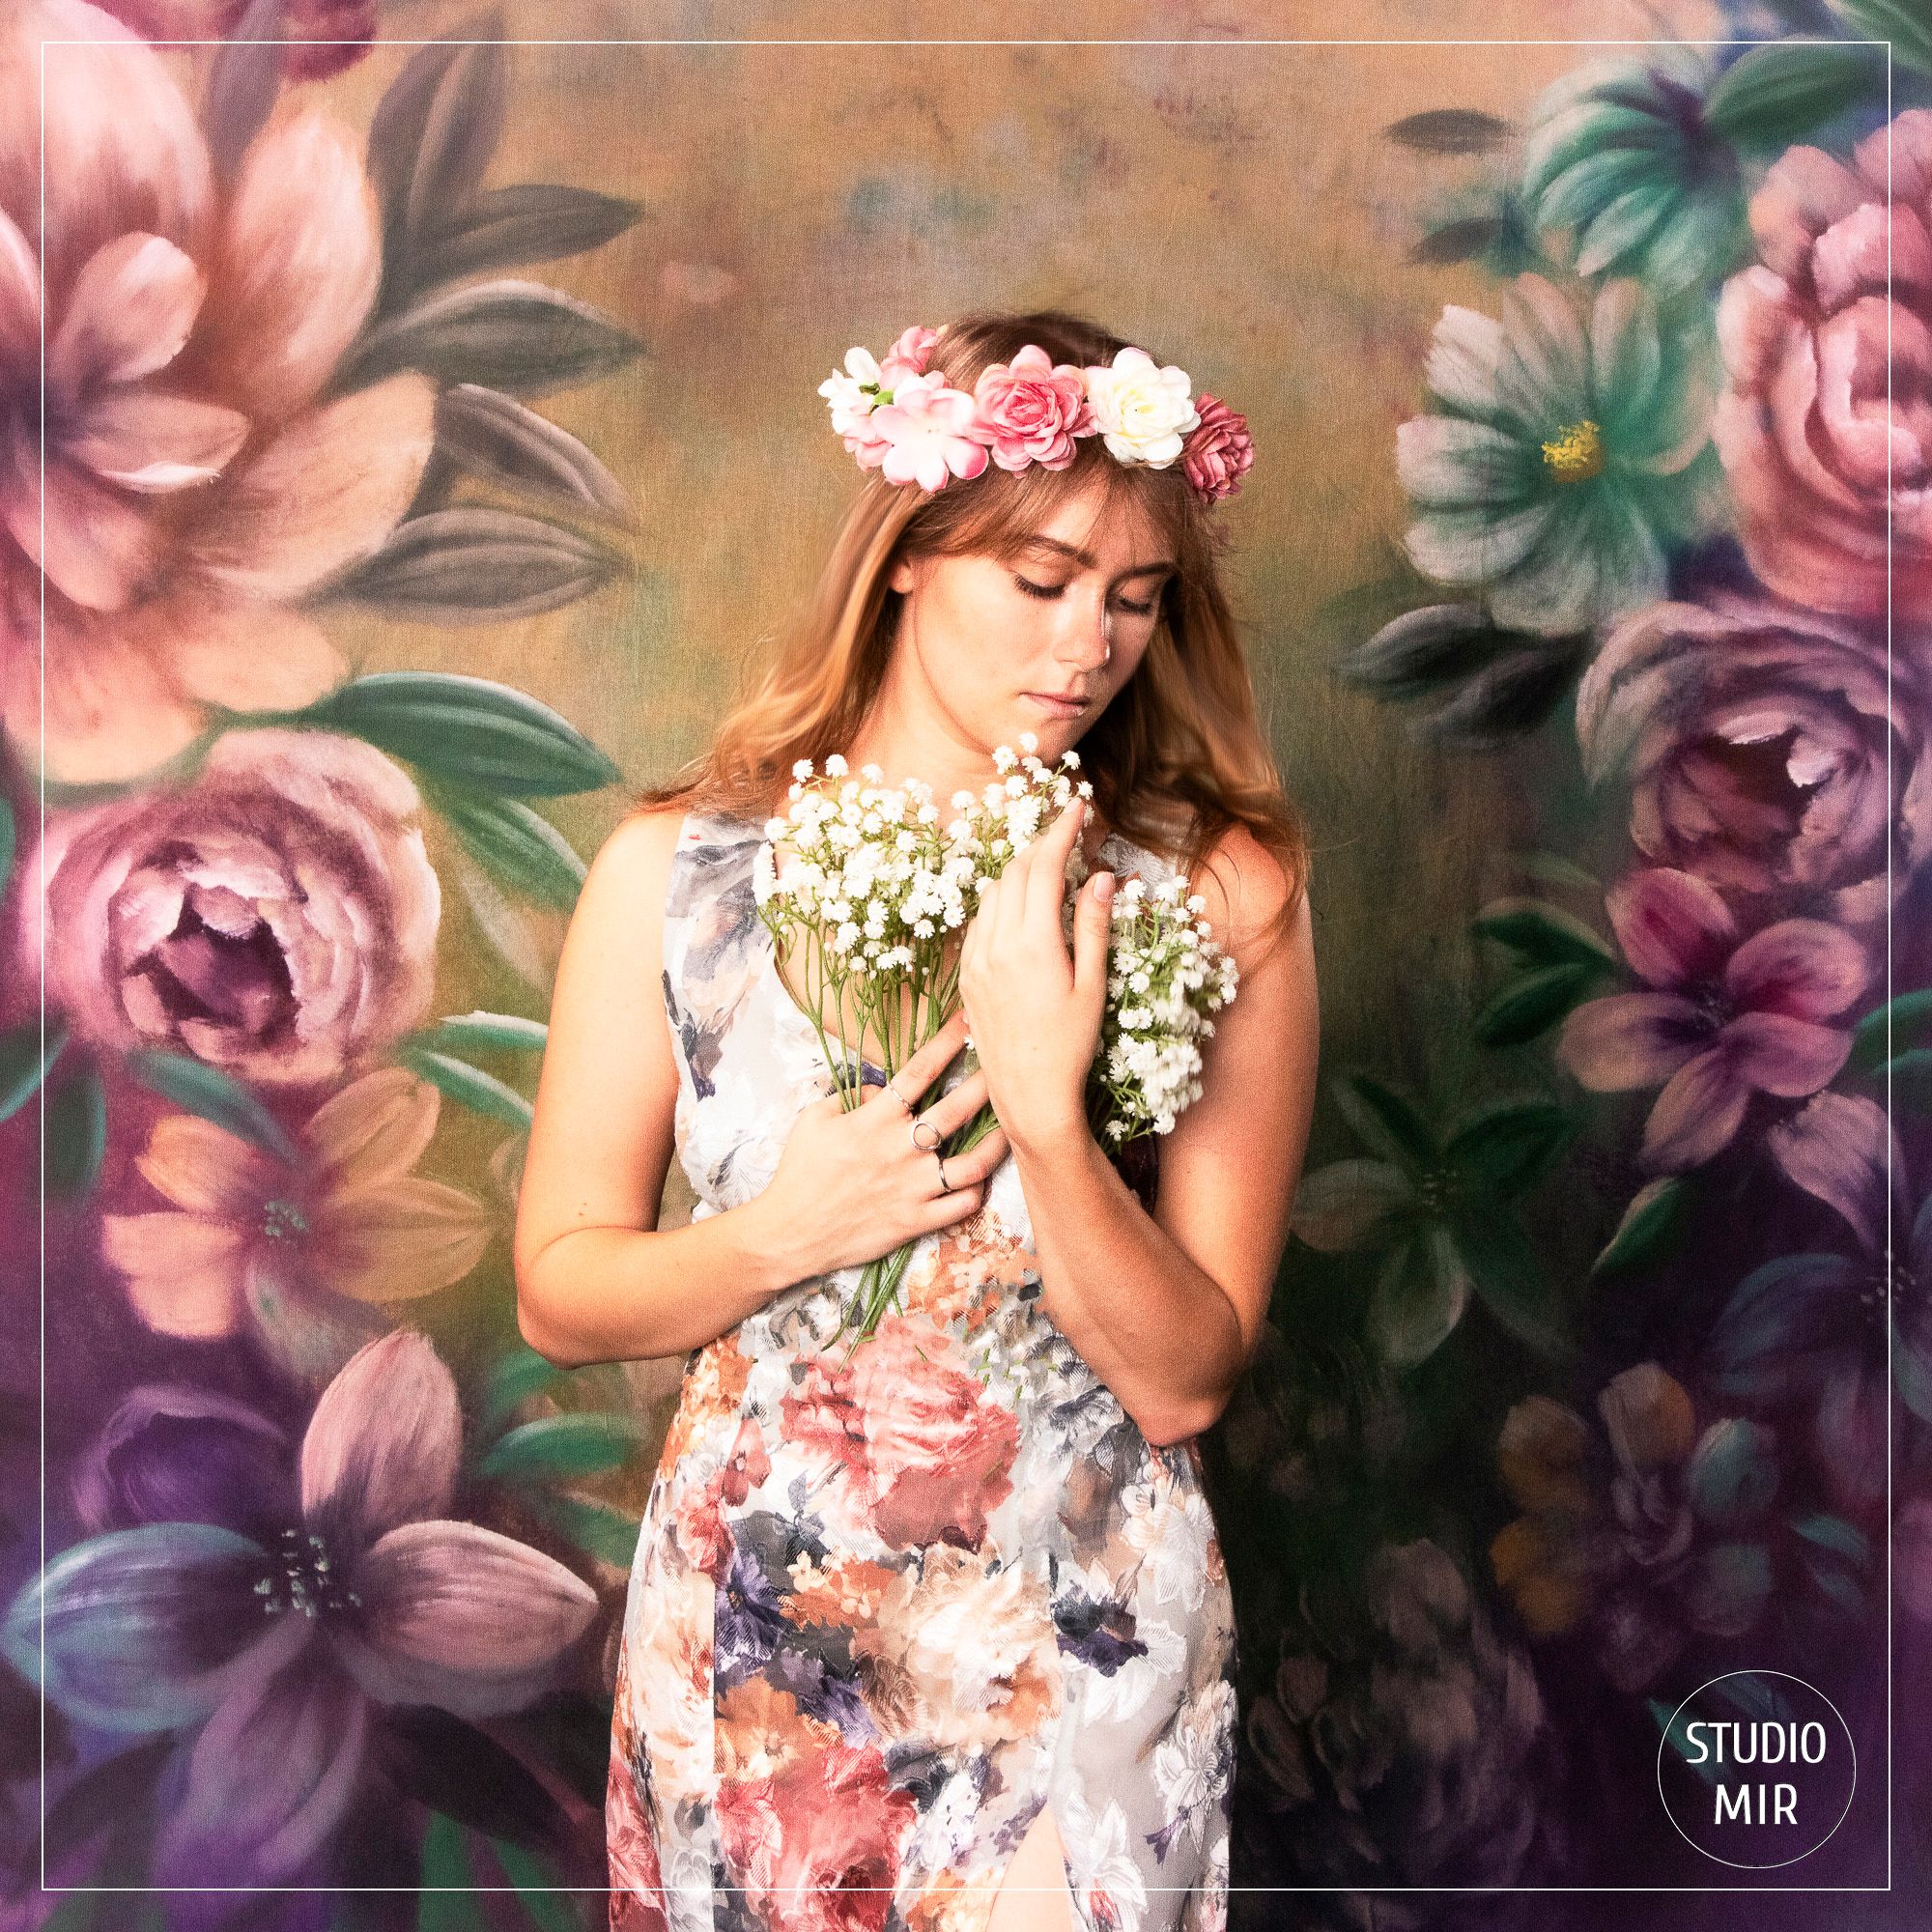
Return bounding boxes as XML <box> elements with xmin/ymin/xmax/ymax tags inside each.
<box><xmin>515</xmin><ymin>309</ymin><xmax>1319</xmax><ymax>1932</ymax></box>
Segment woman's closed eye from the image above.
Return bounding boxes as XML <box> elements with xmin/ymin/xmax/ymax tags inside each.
<box><xmin>1013</xmin><ymin>575</ymin><xmax>1156</xmax><ymax>616</ymax></box>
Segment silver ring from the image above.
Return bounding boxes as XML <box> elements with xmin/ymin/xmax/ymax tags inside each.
<box><xmin>910</xmin><ymin>1117</ymin><xmax>942</xmax><ymax>1152</ymax></box>
<box><xmin>936</xmin><ymin>1154</ymin><xmax>952</xmax><ymax>1194</ymax></box>
<box><xmin>882</xmin><ymin>1078</ymin><xmax>912</xmax><ymax>1113</ymax></box>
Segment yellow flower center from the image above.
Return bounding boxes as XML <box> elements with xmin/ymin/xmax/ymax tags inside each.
<box><xmin>1541</xmin><ymin>417</ymin><xmax>1605</xmax><ymax>482</ymax></box>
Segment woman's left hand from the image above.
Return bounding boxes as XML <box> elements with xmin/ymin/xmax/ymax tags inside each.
<box><xmin>957</xmin><ymin>794</ymin><xmax>1118</xmax><ymax>1154</ymax></box>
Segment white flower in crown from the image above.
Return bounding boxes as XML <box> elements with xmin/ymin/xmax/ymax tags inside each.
<box><xmin>1081</xmin><ymin>346</ymin><xmax>1202</xmax><ymax>468</ymax></box>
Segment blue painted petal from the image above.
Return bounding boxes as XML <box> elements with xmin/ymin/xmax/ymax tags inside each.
<box><xmin>3</xmin><ymin>1523</ymin><xmax>270</xmax><ymax>1732</ymax></box>
<box><xmin>1708</xmin><ymin>1252</ymin><xmax>1863</xmax><ymax>1397</ymax></box>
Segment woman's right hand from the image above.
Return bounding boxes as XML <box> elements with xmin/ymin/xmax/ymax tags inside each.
<box><xmin>753</xmin><ymin>1009</ymin><xmax>1009</xmax><ymax>1282</ymax></box>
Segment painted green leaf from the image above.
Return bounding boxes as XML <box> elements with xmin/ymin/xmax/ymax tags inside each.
<box><xmin>397</xmin><ymin>1047</ymin><xmax>533</xmax><ymax>1128</ymax></box>
<box><xmin>1704</xmin><ymin>40</ymin><xmax>1886</xmax><ymax>146</ymax></box>
<box><xmin>347</xmin><ymin>279</ymin><xmax>646</xmax><ymax>398</ymax></box>
<box><xmin>477</xmin><ymin>1344</ymin><xmax>564</xmax><ymax>1438</ymax></box>
<box><xmin>412</xmin><ymin>185</ymin><xmax>647</xmax><ymax>293</ymax></box>
<box><xmin>417</xmin><ymin>1809</ymin><xmax>477</xmax><ymax>1932</ymax></box>
<box><xmin>368</xmin><ymin>23</ymin><xmax>507</xmax><ymax>279</ymax></box>
<box><xmin>1474</xmin><ymin>962</ymin><xmax>1601</xmax><ymax>1047</ymax></box>
<box><xmin>1443</xmin><ymin>1097</ymin><xmax>1574</xmax><ymax>1200</ymax></box>
<box><xmin>47</xmin><ymin>1064</ymin><xmax>108</xmax><ymax>1199</ymax></box>
<box><xmin>326</xmin><ymin>508</ymin><xmax>628</xmax><ymax>625</ymax></box>
<box><xmin>407</xmin><ymin>1010</ymin><xmax>550</xmax><ymax>1060</ymax></box>
<box><xmin>0</xmin><ymin>1021</ymin><xmax>63</xmax><ymax>1124</ymax></box>
<box><xmin>531</xmin><ymin>1493</ymin><xmax>644</xmax><ymax>1569</ymax></box>
<box><xmin>1449</xmin><ymin>1210</ymin><xmax>1575</xmax><ymax>1360</ymax></box>
<box><xmin>296</xmin><ymin>672</ymin><xmax>619</xmax><ymax>797</ymax></box>
<box><xmin>488</xmin><ymin>1839</ymin><xmax>582</xmax><ymax>1932</ymax></box>
<box><xmin>1590</xmin><ymin>1175</ymin><xmax>1695</xmax><ymax>1277</ymax></box>
<box><xmin>476</xmin><ymin>1413</ymin><xmax>644</xmax><ymax>1483</ymax></box>
<box><xmin>1472</xmin><ymin>898</ymin><xmax>1615</xmax><ymax>970</ymax></box>
<box><xmin>1831</xmin><ymin>0</ymin><xmax>1932</xmax><ymax>78</ymax></box>
<box><xmin>1368</xmin><ymin>1225</ymin><xmax>1470</xmax><ymax>1367</ymax></box>
<box><xmin>1331</xmin><ymin>1071</ymin><xmax>1438</xmax><ymax>1175</ymax></box>
<box><xmin>124</xmin><ymin>1049</ymin><xmax>298</xmax><ymax>1163</ymax></box>
<box><xmin>424</xmin><ymin>779</ymin><xmax>588</xmax><ymax>907</ymax></box>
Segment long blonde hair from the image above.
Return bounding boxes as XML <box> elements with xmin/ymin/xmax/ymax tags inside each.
<box><xmin>634</xmin><ymin>306</ymin><xmax>1310</xmax><ymax>960</ymax></box>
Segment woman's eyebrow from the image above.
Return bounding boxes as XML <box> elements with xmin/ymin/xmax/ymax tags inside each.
<box><xmin>1018</xmin><ymin>535</ymin><xmax>1176</xmax><ymax>579</ymax></box>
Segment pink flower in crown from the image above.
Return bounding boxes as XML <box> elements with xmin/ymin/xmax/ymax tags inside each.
<box><xmin>1183</xmin><ymin>395</ymin><xmax>1255</xmax><ymax>503</ymax></box>
<box><xmin>972</xmin><ymin>344</ymin><xmax>1096</xmax><ymax>473</ymax></box>
<box><xmin>867</xmin><ymin>372</ymin><xmax>992</xmax><ymax>491</ymax></box>
<box><xmin>880</xmin><ymin>324</ymin><xmax>941</xmax><ymax>382</ymax></box>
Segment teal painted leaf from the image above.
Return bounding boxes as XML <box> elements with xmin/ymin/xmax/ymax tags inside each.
<box><xmin>477</xmin><ymin>1344</ymin><xmax>563</xmax><ymax>1438</ymax></box>
<box><xmin>1848</xmin><ymin>988</ymin><xmax>1932</xmax><ymax>1073</ymax></box>
<box><xmin>1831</xmin><ymin>0</ymin><xmax>1932</xmax><ymax>77</ymax></box>
<box><xmin>1331</xmin><ymin>1072</ymin><xmax>1438</xmax><ymax>1175</ymax></box>
<box><xmin>1590</xmin><ymin>1175</ymin><xmax>1695</xmax><ymax>1278</ymax></box>
<box><xmin>424</xmin><ymin>779</ymin><xmax>588</xmax><ymax>907</ymax></box>
<box><xmin>397</xmin><ymin>1047</ymin><xmax>533</xmax><ymax>1128</ymax></box>
<box><xmin>418</xmin><ymin>1810</ymin><xmax>477</xmax><ymax>1932</ymax></box>
<box><xmin>488</xmin><ymin>1839</ymin><xmax>581</xmax><ymax>1932</ymax></box>
<box><xmin>1443</xmin><ymin>1097</ymin><xmax>1575</xmax><ymax>1199</ymax></box>
<box><xmin>296</xmin><ymin>672</ymin><xmax>619</xmax><ymax>797</ymax></box>
<box><xmin>476</xmin><ymin>1413</ymin><xmax>644</xmax><ymax>1483</ymax></box>
<box><xmin>124</xmin><ymin>1049</ymin><xmax>299</xmax><ymax>1163</ymax></box>
<box><xmin>531</xmin><ymin>1493</ymin><xmax>643</xmax><ymax>1569</ymax></box>
<box><xmin>1704</xmin><ymin>39</ymin><xmax>1886</xmax><ymax>146</ymax></box>
<box><xmin>1472</xmin><ymin>897</ymin><xmax>1615</xmax><ymax>970</ymax></box>
<box><xmin>407</xmin><ymin>1010</ymin><xmax>550</xmax><ymax>1059</ymax></box>
<box><xmin>1368</xmin><ymin>1225</ymin><xmax>1470</xmax><ymax>1367</ymax></box>
<box><xmin>44</xmin><ymin>1065</ymin><xmax>107</xmax><ymax>1201</ymax></box>
<box><xmin>1474</xmin><ymin>962</ymin><xmax>1601</xmax><ymax>1047</ymax></box>
<box><xmin>0</xmin><ymin>1021</ymin><xmax>63</xmax><ymax>1124</ymax></box>
<box><xmin>1449</xmin><ymin>1210</ymin><xmax>1575</xmax><ymax>1360</ymax></box>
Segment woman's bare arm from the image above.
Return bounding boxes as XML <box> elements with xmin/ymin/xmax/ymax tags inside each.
<box><xmin>513</xmin><ymin>808</ymin><xmax>800</xmax><ymax>1370</ymax></box>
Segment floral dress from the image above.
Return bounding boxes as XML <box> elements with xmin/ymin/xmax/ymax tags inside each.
<box><xmin>606</xmin><ymin>808</ymin><xmax>1238</xmax><ymax>1932</ymax></box>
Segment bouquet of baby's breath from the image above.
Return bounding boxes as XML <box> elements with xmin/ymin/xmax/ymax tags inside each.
<box><xmin>1085</xmin><ymin>872</ymin><xmax>1240</xmax><ymax>1147</ymax></box>
<box><xmin>753</xmin><ymin>737</ymin><xmax>1091</xmax><ymax>1357</ymax></box>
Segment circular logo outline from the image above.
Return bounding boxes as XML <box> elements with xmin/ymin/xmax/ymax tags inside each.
<box><xmin>1655</xmin><ymin>1668</ymin><xmax>1858</xmax><ymax>1870</ymax></box>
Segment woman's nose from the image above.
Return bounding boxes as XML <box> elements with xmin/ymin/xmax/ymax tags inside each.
<box><xmin>1058</xmin><ymin>593</ymin><xmax>1112</xmax><ymax>671</ymax></box>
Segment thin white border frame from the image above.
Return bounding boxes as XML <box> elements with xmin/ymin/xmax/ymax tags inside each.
<box><xmin>30</xmin><ymin>25</ymin><xmax>1897</xmax><ymax>1903</ymax></box>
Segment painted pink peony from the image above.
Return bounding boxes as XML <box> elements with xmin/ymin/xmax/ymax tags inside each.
<box><xmin>1713</xmin><ymin>106</ymin><xmax>1932</xmax><ymax>626</ymax></box>
<box><xmin>0</xmin><ymin>0</ymin><xmax>435</xmax><ymax>783</ymax></box>
<box><xmin>1182</xmin><ymin>394</ymin><xmax>1254</xmax><ymax>504</ymax></box>
<box><xmin>21</xmin><ymin>728</ymin><xmax>440</xmax><ymax>1088</ymax></box>
<box><xmin>859</xmin><ymin>371</ymin><xmax>992</xmax><ymax>493</ymax></box>
<box><xmin>1557</xmin><ymin>867</ymin><xmax>1869</xmax><ymax>1173</ymax></box>
<box><xmin>971</xmin><ymin>342</ymin><xmax>1096</xmax><ymax>473</ymax></box>
<box><xmin>1576</xmin><ymin>590</ymin><xmax>1929</xmax><ymax>925</ymax></box>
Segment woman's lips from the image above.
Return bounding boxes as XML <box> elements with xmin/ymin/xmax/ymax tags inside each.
<box><xmin>1025</xmin><ymin>692</ymin><xmax>1087</xmax><ymax>718</ymax></box>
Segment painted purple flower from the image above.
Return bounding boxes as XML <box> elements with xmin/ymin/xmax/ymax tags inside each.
<box><xmin>4</xmin><ymin>1330</ymin><xmax>597</xmax><ymax>1886</ymax></box>
<box><xmin>1576</xmin><ymin>589</ymin><xmax>1928</xmax><ymax>925</ymax></box>
<box><xmin>1709</xmin><ymin>1092</ymin><xmax>1928</xmax><ymax>1511</ymax></box>
<box><xmin>16</xmin><ymin>727</ymin><xmax>440</xmax><ymax>1090</ymax></box>
<box><xmin>1555</xmin><ymin>867</ymin><xmax>1868</xmax><ymax>1172</ymax></box>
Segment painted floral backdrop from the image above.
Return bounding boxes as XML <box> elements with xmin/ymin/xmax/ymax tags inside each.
<box><xmin>1</xmin><ymin>1</ymin><xmax>1927</xmax><ymax>1927</ymax></box>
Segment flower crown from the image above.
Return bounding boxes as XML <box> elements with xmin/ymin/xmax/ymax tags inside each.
<box><xmin>818</xmin><ymin>324</ymin><xmax>1255</xmax><ymax>505</ymax></box>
